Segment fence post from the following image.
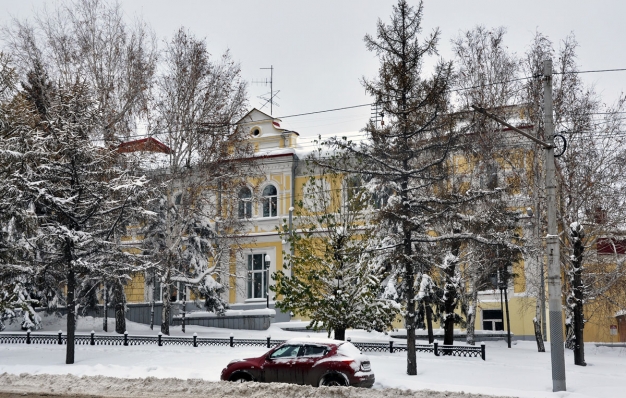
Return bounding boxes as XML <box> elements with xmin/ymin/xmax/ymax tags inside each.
<box><xmin>193</xmin><ymin>333</ymin><xmax>197</xmax><ymax>348</ymax></box>
<box><xmin>124</xmin><ymin>331</ymin><xmax>128</xmax><ymax>346</ymax></box>
<box><xmin>90</xmin><ymin>330</ymin><xmax>95</xmax><ymax>346</ymax></box>
<box><xmin>26</xmin><ymin>329</ymin><xmax>31</xmax><ymax>344</ymax></box>
<box><xmin>481</xmin><ymin>343</ymin><xmax>486</xmax><ymax>361</ymax></box>
<box><xmin>158</xmin><ymin>332</ymin><xmax>162</xmax><ymax>347</ymax></box>
<box><xmin>58</xmin><ymin>330</ymin><xmax>63</xmax><ymax>345</ymax></box>
<box><xmin>389</xmin><ymin>340</ymin><xmax>394</xmax><ymax>354</ymax></box>
<box><xmin>230</xmin><ymin>333</ymin><xmax>234</xmax><ymax>348</ymax></box>
<box><xmin>266</xmin><ymin>335</ymin><xmax>271</xmax><ymax>349</ymax></box>
<box><xmin>433</xmin><ymin>340</ymin><xmax>439</xmax><ymax>357</ymax></box>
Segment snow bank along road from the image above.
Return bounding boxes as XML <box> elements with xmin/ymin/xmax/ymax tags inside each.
<box><xmin>1</xmin><ymin>341</ymin><xmax>625</xmax><ymax>398</ymax></box>
<box><xmin>0</xmin><ymin>373</ymin><xmax>510</xmax><ymax>398</ymax></box>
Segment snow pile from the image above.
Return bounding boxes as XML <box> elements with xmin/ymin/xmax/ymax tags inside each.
<box><xmin>0</xmin><ymin>373</ymin><xmax>508</xmax><ymax>398</ymax></box>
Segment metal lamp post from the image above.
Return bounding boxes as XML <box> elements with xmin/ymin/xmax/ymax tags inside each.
<box><xmin>498</xmin><ymin>269</ymin><xmax>512</xmax><ymax>348</ymax></box>
<box><xmin>182</xmin><ymin>288</ymin><xmax>186</xmax><ymax>333</ymax></box>
<box><xmin>103</xmin><ymin>283</ymin><xmax>108</xmax><ymax>332</ymax></box>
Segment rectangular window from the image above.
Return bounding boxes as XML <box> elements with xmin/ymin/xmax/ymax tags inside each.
<box><xmin>247</xmin><ymin>254</ymin><xmax>268</xmax><ymax>299</ymax></box>
<box><xmin>262</xmin><ymin>197</ymin><xmax>277</xmax><ymax>217</ymax></box>
<box><xmin>239</xmin><ymin>200</ymin><xmax>252</xmax><ymax>218</ymax></box>
<box><xmin>482</xmin><ymin>309</ymin><xmax>504</xmax><ymax>331</ymax></box>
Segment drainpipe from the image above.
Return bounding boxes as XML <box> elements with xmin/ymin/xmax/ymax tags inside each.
<box><xmin>290</xmin><ymin>153</ymin><xmax>299</xmax><ymax>258</ymax></box>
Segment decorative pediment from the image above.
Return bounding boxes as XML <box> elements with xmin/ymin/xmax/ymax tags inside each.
<box><xmin>237</xmin><ymin>108</ymin><xmax>298</xmax><ymax>151</ymax></box>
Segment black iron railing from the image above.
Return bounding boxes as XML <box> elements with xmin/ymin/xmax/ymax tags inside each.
<box><xmin>0</xmin><ymin>331</ymin><xmax>485</xmax><ymax>360</ymax></box>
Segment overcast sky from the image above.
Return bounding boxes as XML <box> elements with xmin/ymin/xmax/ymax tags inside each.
<box><xmin>1</xmin><ymin>0</ymin><xmax>624</xmax><ymax>141</ymax></box>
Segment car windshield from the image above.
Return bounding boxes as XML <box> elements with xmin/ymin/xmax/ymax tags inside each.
<box><xmin>269</xmin><ymin>344</ymin><xmax>301</xmax><ymax>359</ymax></box>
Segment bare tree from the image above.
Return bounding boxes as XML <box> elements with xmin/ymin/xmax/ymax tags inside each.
<box><xmin>451</xmin><ymin>26</ymin><xmax>531</xmax><ymax>347</ymax></box>
<box><xmin>144</xmin><ymin>28</ymin><xmax>252</xmax><ymax>335</ymax></box>
<box><xmin>2</xmin><ymin>0</ymin><xmax>157</xmax><ymax>142</ymax></box>
<box><xmin>521</xmin><ymin>32</ymin><xmax>626</xmax><ymax>365</ymax></box>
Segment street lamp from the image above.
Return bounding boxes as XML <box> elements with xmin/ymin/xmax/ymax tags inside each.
<box><xmin>498</xmin><ymin>269</ymin><xmax>512</xmax><ymax>348</ymax></box>
<box><xmin>264</xmin><ymin>255</ymin><xmax>271</xmax><ymax>309</ymax></box>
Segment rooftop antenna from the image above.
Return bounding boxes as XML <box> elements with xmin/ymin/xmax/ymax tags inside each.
<box><xmin>370</xmin><ymin>102</ymin><xmax>384</xmax><ymax>126</ymax></box>
<box><xmin>252</xmin><ymin>65</ymin><xmax>279</xmax><ymax>115</ymax></box>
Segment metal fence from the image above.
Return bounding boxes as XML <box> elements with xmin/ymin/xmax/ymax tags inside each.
<box><xmin>0</xmin><ymin>331</ymin><xmax>485</xmax><ymax>360</ymax></box>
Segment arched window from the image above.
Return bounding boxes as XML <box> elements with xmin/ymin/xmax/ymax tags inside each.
<box><xmin>262</xmin><ymin>185</ymin><xmax>278</xmax><ymax>217</ymax></box>
<box><xmin>238</xmin><ymin>187</ymin><xmax>252</xmax><ymax>219</ymax></box>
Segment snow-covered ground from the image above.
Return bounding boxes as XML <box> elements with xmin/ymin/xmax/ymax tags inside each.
<box><xmin>1</xmin><ymin>314</ymin><xmax>624</xmax><ymax>398</ymax></box>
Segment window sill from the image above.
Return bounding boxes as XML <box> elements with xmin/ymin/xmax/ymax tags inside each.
<box><xmin>245</xmin><ymin>298</ymin><xmax>268</xmax><ymax>303</ymax></box>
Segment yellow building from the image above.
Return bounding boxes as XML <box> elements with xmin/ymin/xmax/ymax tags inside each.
<box><xmin>122</xmin><ymin>108</ymin><xmax>626</xmax><ymax>343</ymax></box>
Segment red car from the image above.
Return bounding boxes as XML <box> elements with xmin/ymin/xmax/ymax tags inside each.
<box><xmin>220</xmin><ymin>338</ymin><xmax>375</xmax><ymax>387</ymax></box>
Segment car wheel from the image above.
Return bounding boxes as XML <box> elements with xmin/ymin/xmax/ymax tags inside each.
<box><xmin>230</xmin><ymin>372</ymin><xmax>252</xmax><ymax>383</ymax></box>
<box><xmin>319</xmin><ymin>373</ymin><xmax>348</xmax><ymax>387</ymax></box>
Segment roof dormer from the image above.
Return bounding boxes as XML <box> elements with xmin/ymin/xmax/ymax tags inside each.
<box><xmin>237</xmin><ymin>108</ymin><xmax>298</xmax><ymax>152</ymax></box>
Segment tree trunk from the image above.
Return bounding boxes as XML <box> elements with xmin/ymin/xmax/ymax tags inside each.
<box><xmin>334</xmin><ymin>328</ymin><xmax>346</xmax><ymax>341</ymax></box>
<box><xmin>113</xmin><ymin>282</ymin><xmax>126</xmax><ymax>334</ymax></box>
<box><xmin>533</xmin><ymin>318</ymin><xmax>545</xmax><ymax>352</ymax></box>
<box><xmin>161</xmin><ymin>268</ymin><xmax>171</xmax><ymax>335</ymax></box>
<box><xmin>466</xmin><ymin>280</ymin><xmax>478</xmax><ymax>345</ymax></box>
<box><xmin>404</xmin><ymin>231</ymin><xmax>417</xmax><ymax>375</ymax></box>
<box><xmin>66</xmin><ymin>265</ymin><xmax>75</xmax><ymax>365</ymax></box>
<box><xmin>425</xmin><ymin>303</ymin><xmax>434</xmax><ymax>344</ymax></box>
<box><xmin>572</xmin><ymin>249</ymin><xmax>586</xmax><ymax>365</ymax></box>
<box><xmin>571</xmin><ymin>225</ymin><xmax>586</xmax><ymax>366</ymax></box>
<box><xmin>443</xmin><ymin>239</ymin><xmax>461</xmax><ymax>346</ymax></box>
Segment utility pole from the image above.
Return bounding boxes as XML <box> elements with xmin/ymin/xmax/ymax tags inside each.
<box><xmin>543</xmin><ymin>58</ymin><xmax>566</xmax><ymax>392</ymax></box>
<box><xmin>471</xmin><ymin>58</ymin><xmax>566</xmax><ymax>392</ymax></box>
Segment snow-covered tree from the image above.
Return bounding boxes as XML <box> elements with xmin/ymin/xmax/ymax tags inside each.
<box><xmin>0</xmin><ymin>73</ymin><xmax>153</xmax><ymax>363</ymax></box>
<box><xmin>521</xmin><ymin>32</ymin><xmax>626</xmax><ymax>365</ymax></box>
<box><xmin>143</xmin><ymin>28</ymin><xmax>252</xmax><ymax>335</ymax></box>
<box><xmin>273</xmin><ymin>164</ymin><xmax>400</xmax><ymax>340</ymax></box>
<box><xmin>320</xmin><ymin>0</ymin><xmax>460</xmax><ymax>374</ymax></box>
<box><xmin>0</xmin><ymin>282</ymin><xmax>41</xmax><ymax>331</ymax></box>
<box><xmin>451</xmin><ymin>26</ymin><xmax>529</xmax><ymax>347</ymax></box>
<box><xmin>320</xmin><ymin>1</ymin><xmax>520</xmax><ymax>373</ymax></box>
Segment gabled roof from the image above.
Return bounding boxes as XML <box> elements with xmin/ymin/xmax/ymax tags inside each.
<box><xmin>237</xmin><ymin>108</ymin><xmax>278</xmax><ymax>125</ymax></box>
<box><xmin>117</xmin><ymin>137</ymin><xmax>172</xmax><ymax>154</ymax></box>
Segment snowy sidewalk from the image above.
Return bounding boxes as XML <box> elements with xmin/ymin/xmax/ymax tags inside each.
<box><xmin>1</xmin><ymin>315</ymin><xmax>624</xmax><ymax>397</ymax></box>
<box><xmin>0</xmin><ymin>340</ymin><xmax>624</xmax><ymax>398</ymax></box>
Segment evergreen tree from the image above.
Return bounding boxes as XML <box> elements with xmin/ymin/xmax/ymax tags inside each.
<box><xmin>0</xmin><ymin>77</ymin><xmax>152</xmax><ymax>364</ymax></box>
<box><xmin>273</xmin><ymin>164</ymin><xmax>399</xmax><ymax>340</ymax></box>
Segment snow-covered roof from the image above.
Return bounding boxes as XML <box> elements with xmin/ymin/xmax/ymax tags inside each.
<box><xmin>282</xmin><ymin>337</ymin><xmax>343</xmax><ymax>346</ymax></box>
<box><xmin>117</xmin><ymin>137</ymin><xmax>172</xmax><ymax>154</ymax></box>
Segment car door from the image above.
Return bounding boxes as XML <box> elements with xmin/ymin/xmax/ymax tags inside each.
<box><xmin>262</xmin><ymin>344</ymin><xmax>302</xmax><ymax>383</ymax></box>
<box><xmin>292</xmin><ymin>344</ymin><xmax>330</xmax><ymax>385</ymax></box>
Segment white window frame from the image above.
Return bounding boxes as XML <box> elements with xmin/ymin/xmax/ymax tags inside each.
<box><xmin>238</xmin><ymin>186</ymin><xmax>253</xmax><ymax>219</ymax></box>
<box><xmin>261</xmin><ymin>184</ymin><xmax>278</xmax><ymax>218</ymax></box>
<box><xmin>247</xmin><ymin>253</ymin><xmax>270</xmax><ymax>299</ymax></box>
